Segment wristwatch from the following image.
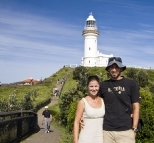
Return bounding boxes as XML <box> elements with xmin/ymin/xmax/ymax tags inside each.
<box><xmin>132</xmin><ymin>128</ymin><xmax>138</xmax><ymax>133</ymax></box>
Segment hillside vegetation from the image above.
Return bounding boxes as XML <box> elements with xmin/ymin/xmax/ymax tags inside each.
<box><xmin>0</xmin><ymin>67</ymin><xmax>73</xmax><ymax>112</ymax></box>
<box><xmin>56</xmin><ymin>66</ymin><xmax>154</xmax><ymax>143</ymax></box>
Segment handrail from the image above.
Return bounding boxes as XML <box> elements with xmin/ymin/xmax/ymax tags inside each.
<box><xmin>0</xmin><ymin>110</ymin><xmax>37</xmax><ymax>117</ymax></box>
<box><xmin>0</xmin><ymin>110</ymin><xmax>39</xmax><ymax>143</ymax></box>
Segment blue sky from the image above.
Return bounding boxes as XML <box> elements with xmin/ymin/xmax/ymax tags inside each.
<box><xmin>0</xmin><ymin>0</ymin><xmax>154</xmax><ymax>83</ymax></box>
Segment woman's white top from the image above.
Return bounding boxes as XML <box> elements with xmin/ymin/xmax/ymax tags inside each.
<box><xmin>78</xmin><ymin>97</ymin><xmax>105</xmax><ymax>143</ymax></box>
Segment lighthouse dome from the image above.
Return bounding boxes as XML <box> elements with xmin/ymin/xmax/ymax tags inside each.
<box><xmin>86</xmin><ymin>13</ymin><xmax>96</xmax><ymax>21</ymax></box>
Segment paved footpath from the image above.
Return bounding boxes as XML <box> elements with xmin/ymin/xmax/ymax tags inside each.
<box><xmin>22</xmin><ymin>96</ymin><xmax>61</xmax><ymax>143</ymax></box>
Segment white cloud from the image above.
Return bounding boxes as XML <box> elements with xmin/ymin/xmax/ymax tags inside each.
<box><xmin>0</xmin><ymin>9</ymin><xmax>83</xmax><ymax>83</ymax></box>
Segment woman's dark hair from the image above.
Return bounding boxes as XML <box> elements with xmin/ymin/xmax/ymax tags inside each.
<box><xmin>87</xmin><ymin>75</ymin><xmax>100</xmax><ymax>86</ymax></box>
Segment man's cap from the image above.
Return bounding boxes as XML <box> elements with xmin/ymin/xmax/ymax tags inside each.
<box><xmin>105</xmin><ymin>57</ymin><xmax>126</xmax><ymax>71</ymax></box>
<box><xmin>45</xmin><ymin>106</ymin><xmax>48</xmax><ymax>108</ymax></box>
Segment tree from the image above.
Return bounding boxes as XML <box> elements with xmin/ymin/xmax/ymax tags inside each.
<box><xmin>126</xmin><ymin>68</ymin><xmax>138</xmax><ymax>81</ymax></box>
<box><xmin>137</xmin><ymin>70</ymin><xmax>148</xmax><ymax>88</ymax></box>
<box><xmin>73</xmin><ymin>66</ymin><xmax>88</xmax><ymax>81</ymax></box>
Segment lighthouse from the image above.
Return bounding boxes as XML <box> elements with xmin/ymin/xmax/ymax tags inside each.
<box><xmin>81</xmin><ymin>13</ymin><xmax>113</xmax><ymax>67</ymax></box>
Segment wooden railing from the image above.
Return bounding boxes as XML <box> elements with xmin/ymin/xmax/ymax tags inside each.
<box><xmin>0</xmin><ymin>110</ymin><xmax>39</xmax><ymax>143</ymax></box>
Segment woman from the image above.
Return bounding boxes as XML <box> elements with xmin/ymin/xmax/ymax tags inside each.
<box><xmin>73</xmin><ymin>75</ymin><xmax>105</xmax><ymax>143</ymax></box>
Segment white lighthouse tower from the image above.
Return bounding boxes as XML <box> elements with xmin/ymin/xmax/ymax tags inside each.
<box><xmin>81</xmin><ymin>13</ymin><xmax>113</xmax><ymax>67</ymax></box>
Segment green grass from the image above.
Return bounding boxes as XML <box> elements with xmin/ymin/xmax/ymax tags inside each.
<box><xmin>0</xmin><ymin>67</ymin><xmax>73</xmax><ymax>106</ymax></box>
<box><xmin>51</xmin><ymin>121</ymin><xmax>73</xmax><ymax>143</ymax></box>
<box><xmin>61</xmin><ymin>74</ymin><xmax>78</xmax><ymax>95</ymax></box>
<box><xmin>49</xmin><ymin>103</ymin><xmax>73</xmax><ymax>143</ymax></box>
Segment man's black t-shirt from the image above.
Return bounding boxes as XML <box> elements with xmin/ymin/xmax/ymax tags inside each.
<box><xmin>100</xmin><ymin>77</ymin><xmax>140</xmax><ymax>131</ymax></box>
<box><xmin>42</xmin><ymin>110</ymin><xmax>52</xmax><ymax>118</ymax></box>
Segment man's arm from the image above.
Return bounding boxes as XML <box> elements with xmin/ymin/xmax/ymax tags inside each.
<box><xmin>42</xmin><ymin>111</ymin><xmax>44</xmax><ymax>124</ymax></box>
<box><xmin>50</xmin><ymin>112</ymin><xmax>52</xmax><ymax>122</ymax></box>
<box><xmin>132</xmin><ymin>102</ymin><xmax>140</xmax><ymax>133</ymax></box>
<box><xmin>42</xmin><ymin>115</ymin><xmax>44</xmax><ymax>124</ymax></box>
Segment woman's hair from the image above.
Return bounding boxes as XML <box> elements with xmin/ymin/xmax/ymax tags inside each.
<box><xmin>87</xmin><ymin>75</ymin><xmax>100</xmax><ymax>86</ymax></box>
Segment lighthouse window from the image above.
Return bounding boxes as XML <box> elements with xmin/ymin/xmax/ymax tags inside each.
<box><xmin>89</xmin><ymin>60</ymin><xmax>90</xmax><ymax>63</ymax></box>
<box><xmin>87</xmin><ymin>21</ymin><xmax>90</xmax><ymax>27</ymax></box>
<box><xmin>87</xmin><ymin>21</ymin><xmax>95</xmax><ymax>27</ymax></box>
<box><xmin>89</xmin><ymin>21</ymin><xmax>91</xmax><ymax>27</ymax></box>
<box><xmin>89</xmin><ymin>47</ymin><xmax>90</xmax><ymax>50</ymax></box>
<box><xmin>92</xmin><ymin>21</ymin><xmax>94</xmax><ymax>26</ymax></box>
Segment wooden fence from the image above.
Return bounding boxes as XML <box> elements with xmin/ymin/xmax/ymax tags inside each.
<box><xmin>0</xmin><ymin>110</ymin><xmax>39</xmax><ymax>143</ymax></box>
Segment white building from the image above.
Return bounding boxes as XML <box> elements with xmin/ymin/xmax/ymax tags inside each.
<box><xmin>81</xmin><ymin>13</ymin><xmax>113</xmax><ymax>67</ymax></box>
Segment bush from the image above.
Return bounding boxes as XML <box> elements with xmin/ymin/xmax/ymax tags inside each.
<box><xmin>59</xmin><ymin>67</ymin><xmax>89</xmax><ymax>127</ymax></box>
<box><xmin>67</xmin><ymin>101</ymin><xmax>78</xmax><ymax>132</ymax></box>
<box><xmin>0</xmin><ymin>89</ymin><xmax>40</xmax><ymax>112</ymax></box>
<box><xmin>73</xmin><ymin>66</ymin><xmax>89</xmax><ymax>80</ymax></box>
<box><xmin>136</xmin><ymin>89</ymin><xmax>154</xmax><ymax>143</ymax></box>
<box><xmin>126</xmin><ymin>68</ymin><xmax>138</xmax><ymax>81</ymax></box>
<box><xmin>149</xmin><ymin>83</ymin><xmax>154</xmax><ymax>94</ymax></box>
<box><xmin>59</xmin><ymin>89</ymin><xmax>79</xmax><ymax>126</ymax></box>
<box><xmin>137</xmin><ymin>70</ymin><xmax>148</xmax><ymax>88</ymax></box>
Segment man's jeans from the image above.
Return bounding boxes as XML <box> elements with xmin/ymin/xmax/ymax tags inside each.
<box><xmin>44</xmin><ymin>118</ymin><xmax>50</xmax><ymax>132</ymax></box>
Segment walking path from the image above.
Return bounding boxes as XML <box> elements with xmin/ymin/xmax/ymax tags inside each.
<box><xmin>22</xmin><ymin>96</ymin><xmax>61</xmax><ymax>143</ymax></box>
<box><xmin>22</xmin><ymin>73</ymin><xmax>72</xmax><ymax>143</ymax></box>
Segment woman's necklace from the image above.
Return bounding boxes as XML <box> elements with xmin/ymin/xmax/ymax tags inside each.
<box><xmin>93</xmin><ymin>98</ymin><xmax>97</xmax><ymax>103</ymax></box>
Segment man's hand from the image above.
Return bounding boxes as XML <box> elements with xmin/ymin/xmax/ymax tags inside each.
<box><xmin>132</xmin><ymin>130</ymin><xmax>136</xmax><ymax>137</ymax></box>
<box><xmin>79</xmin><ymin>117</ymin><xmax>84</xmax><ymax>130</ymax></box>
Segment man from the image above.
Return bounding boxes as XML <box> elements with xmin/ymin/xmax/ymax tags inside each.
<box><xmin>42</xmin><ymin>106</ymin><xmax>52</xmax><ymax>133</ymax></box>
<box><xmin>100</xmin><ymin>57</ymin><xmax>140</xmax><ymax>143</ymax></box>
<box><xmin>53</xmin><ymin>88</ymin><xmax>59</xmax><ymax>97</ymax></box>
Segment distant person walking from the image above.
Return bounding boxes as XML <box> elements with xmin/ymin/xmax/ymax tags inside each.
<box><xmin>42</xmin><ymin>106</ymin><xmax>52</xmax><ymax>133</ymax></box>
<box><xmin>53</xmin><ymin>88</ymin><xmax>59</xmax><ymax>97</ymax></box>
<box><xmin>60</xmin><ymin>78</ymin><xmax>65</xmax><ymax>84</ymax></box>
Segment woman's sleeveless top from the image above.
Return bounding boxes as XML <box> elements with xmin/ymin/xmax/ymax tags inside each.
<box><xmin>78</xmin><ymin>97</ymin><xmax>105</xmax><ymax>143</ymax></box>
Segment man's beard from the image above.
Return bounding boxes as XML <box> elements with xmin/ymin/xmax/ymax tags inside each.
<box><xmin>110</xmin><ymin>72</ymin><xmax>121</xmax><ymax>80</ymax></box>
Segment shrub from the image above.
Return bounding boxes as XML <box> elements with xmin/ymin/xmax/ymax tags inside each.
<box><xmin>137</xmin><ymin>70</ymin><xmax>148</xmax><ymax>88</ymax></box>
<box><xmin>59</xmin><ymin>66</ymin><xmax>89</xmax><ymax>127</ymax></box>
<box><xmin>0</xmin><ymin>89</ymin><xmax>39</xmax><ymax>112</ymax></box>
<box><xmin>67</xmin><ymin>101</ymin><xmax>78</xmax><ymax>132</ymax></box>
<box><xmin>59</xmin><ymin>89</ymin><xmax>79</xmax><ymax>126</ymax></box>
<box><xmin>73</xmin><ymin>66</ymin><xmax>88</xmax><ymax>80</ymax></box>
<box><xmin>126</xmin><ymin>68</ymin><xmax>138</xmax><ymax>81</ymax></box>
<box><xmin>149</xmin><ymin>83</ymin><xmax>154</xmax><ymax>94</ymax></box>
<box><xmin>136</xmin><ymin>89</ymin><xmax>154</xmax><ymax>143</ymax></box>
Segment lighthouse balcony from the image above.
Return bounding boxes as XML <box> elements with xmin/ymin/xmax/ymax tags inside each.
<box><xmin>82</xmin><ymin>30</ymin><xmax>99</xmax><ymax>35</ymax></box>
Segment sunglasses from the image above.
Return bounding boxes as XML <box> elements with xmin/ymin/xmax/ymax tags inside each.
<box><xmin>108</xmin><ymin>57</ymin><xmax>122</xmax><ymax>63</ymax></box>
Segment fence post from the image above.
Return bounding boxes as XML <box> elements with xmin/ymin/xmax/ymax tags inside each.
<box><xmin>17</xmin><ymin>112</ymin><xmax>22</xmax><ymax>140</ymax></box>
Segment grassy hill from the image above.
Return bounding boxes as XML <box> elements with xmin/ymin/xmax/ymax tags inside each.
<box><xmin>0</xmin><ymin>67</ymin><xmax>73</xmax><ymax>107</ymax></box>
<box><xmin>1</xmin><ymin>66</ymin><xmax>154</xmax><ymax>107</ymax></box>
